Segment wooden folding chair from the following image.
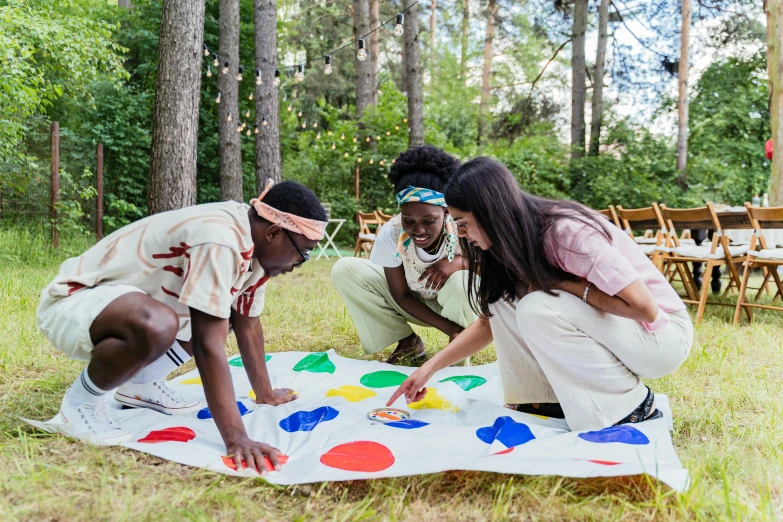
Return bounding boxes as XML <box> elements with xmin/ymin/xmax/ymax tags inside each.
<box><xmin>614</xmin><ymin>204</ymin><xmax>667</xmax><ymax>271</ymax></box>
<box><xmin>353</xmin><ymin>211</ymin><xmax>382</xmax><ymax>258</ymax></box>
<box><xmin>733</xmin><ymin>203</ymin><xmax>783</xmax><ymax>324</ymax></box>
<box><xmin>659</xmin><ymin>203</ymin><xmax>750</xmax><ymax>324</ymax></box>
<box><xmin>376</xmin><ymin>210</ymin><xmax>394</xmax><ymax>225</ymax></box>
<box><xmin>596</xmin><ymin>205</ymin><xmax>621</xmax><ymax>228</ymax></box>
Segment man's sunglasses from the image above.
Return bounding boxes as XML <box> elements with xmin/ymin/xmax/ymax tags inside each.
<box><xmin>284</xmin><ymin>229</ymin><xmax>310</xmax><ymax>267</ymax></box>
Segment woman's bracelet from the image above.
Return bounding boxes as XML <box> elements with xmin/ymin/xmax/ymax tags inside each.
<box><xmin>582</xmin><ymin>282</ymin><xmax>592</xmax><ymax>303</ymax></box>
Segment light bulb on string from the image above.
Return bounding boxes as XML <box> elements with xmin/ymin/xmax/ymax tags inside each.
<box><xmin>227</xmin><ymin>111</ymin><xmax>232</xmax><ymax>122</ymax></box>
<box><xmin>262</xmin><ymin>117</ymin><xmax>268</xmax><ymax>127</ymax></box>
<box><xmin>394</xmin><ymin>14</ymin><xmax>405</xmax><ymax>36</ymax></box>
<box><xmin>395</xmin><ymin>125</ymin><xmax>399</xmax><ymax>130</ymax></box>
<box><xmin>357</xmin><ymin>39</ymin><xmax>367</xmax><ymax>61</ymax></box>
<box><xmin>369</xmin><ymin>158</ymin><xmax>374</xmax><ymax>165</ymax></box>
<box><xmin>216</xmin><ymin>91</ymin><xmax>221</xmax><ymax>104</ymax></box>
<box><xmin>222</xmin><ymin>60</ymin><xmax>229</xmax><ymax>74</ymax></box>
<box><xmin>386</xmin><ymin>131</ymin><xmax>390</xmax><ymax>136</ymax></box>
<box><xmin>316</xmin><ymin>131</ymin><xmax>321</xmax><ymax>139</ymax></box>
<box><xmin>237</xmin><ymin>65</ymin><xmax>244</xmax><ymax>81</ymax></box>
<box><xmin>206</xmin><ymin>65</ymin><xmax>212</xmax><ymax>77</ymax></box>
<box><xmin>380</xmin><ymin>159</ymin><xmax>385</xmax><ymax>166</ymax></box>
<box><xmin>273</xmin><ymin>69</ymin><xmax>281</xmax><ymax>87</ymax></box>
<box><xmin>365</xmin><ymin>136</ymin><xmax>370</xmax><ymax>143</ymax></box>
<box><xmin>344</xmin><ymin>151</ymin><xmax>349</xmax><ymax>158</ymax></box>
<box><xmin>331</xmin><ymin>142</ymin><xmax>336</xmax><ymax>150</ymax></box>
<box><xmin>357</xmin><ymin>156</ymin><xmax>362</xmax><ymax>163</ymax></box>
<box><xmin>254</xmin><ymin>124</ymin><xmax>259</xmax><ymax>134</ymax></box>
<box><xmin>324</xmin><ymin>55</ymin><xmax>332</xmax><ymax>75</ymax></box>
<box><xmin>213</xmin><ymin>56</ymin><xmax>219</xmax><ymax>67</ymax></box>
<box><xmin>404</xmin><ymin>118</ymin><xmax>408</xmax><ymax>123</ymax></box>
<box><xmin>246</xmin><ymin>128</ymin><xmax>251</xmax><ymax>136</ymax></box>
<box><xmin>287</xmin><ymin>104</ymin><xmax>292</xmax><ymax>112</ymax></box>
<box><xmin>313</xmin><ymin>121</ymin><xmax>318</xmax><ymax>128</ymax></box>
<box><xmin>295</xmin><ymin>64</ymin><xmax>305</xmax><ymax>82</ymax></box>
<box><xmin>302</xmin><ymin>119</ymin><xmax>307</xmax><ymax>129</ymax></box>
<box><xmin>297</xmin><ymin>109</ymin><xmax>303</xmax><ymax>117</ymax></box>
<box><xmin>352</xmin><ymin>136</ymin><xmax>357</xmax><ymax>143</ymax></box>
<box><xmin>327</xmin><ymin>130</ymin><xmax>332</xmax><ymax>136</ymax></box>
<box><xmin>248</xmin><ymin>91</ymin><xmax>253</xmax><ymax>100</ymax></box>
<box><xmin>245</xmin><ymin>110</ymin><xmax>250</xmax><ymax>118</ymax></box>
<box><xmin>237</xmin><ymin>123</ymin><xmax>242</xmax><ymax>133</ymax></box>
<box><xmin>376</xmin><ymin>134</ymin><xmax>381</xmax><ymax>140</ymax></box>
<box><xmin>340</xmin><ymin>133</ymin><xmax>345</xmax><ymax>140</ymax></box>
<box><xmin>203</xmin><ymin>44</ymin><xmax>210</xmax><ymax>56</ymax></box>
<box><xmin>255</xmin><ymin>69</ymin><xmax>262</xmax><ymax>85</ymax></box>
<box><xmin>392</xmin><ymin>158</ymin><xmax>396</xmax><ymax>164</ymax></box>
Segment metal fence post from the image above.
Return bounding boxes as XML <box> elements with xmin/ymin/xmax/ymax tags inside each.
<box><xmin>96</xmin><ymin>143</ymin><xmax>104</xmax><ymax>240</ymax></box>
<box><xmin>51</xmin><ymin>122</ymin><xmax>60</xmax><ymax>249</ymax></box>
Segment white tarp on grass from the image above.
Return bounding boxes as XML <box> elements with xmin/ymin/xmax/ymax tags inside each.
<box><xmin>24</xmin><ymin>350</ymin><xmax>689</xmax><ymax>491</ymax></box>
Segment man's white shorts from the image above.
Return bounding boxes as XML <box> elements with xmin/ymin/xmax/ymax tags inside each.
<box><xmin>37</xmin><ymin>284</ymin><xmax>144</xmax><ymax>361</ymax></box>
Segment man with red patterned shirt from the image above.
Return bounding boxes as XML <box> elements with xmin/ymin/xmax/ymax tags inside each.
<box><xmin>37</xmin><ymin>181</ymin><xmax>327</xmax><ymax>474</ymax></box>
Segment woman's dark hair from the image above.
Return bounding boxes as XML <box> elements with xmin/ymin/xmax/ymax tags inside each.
<box><xmin>260</xmin><ymin>180</ymin><xmax>327</xmax><ymax>221</ymax></box>
<box><xmin>444</xmin><ymin>157</ymin><xmax>610</xmax><ymax>317</ymax></box>
<box><xmin>387</xmin><ymin>145</ymin><xmax>461</xmax><ymax>194</ymax></box>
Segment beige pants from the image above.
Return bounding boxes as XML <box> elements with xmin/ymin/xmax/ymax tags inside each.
<box><xmin>489</xmin><ymin>291</ymin><xmax>693</xmax><ymax>431</ymax></box>
<box><xmin>331</xmin><ymin>257</ymin><xmax>477</xmax><ymax>354</ymax></box>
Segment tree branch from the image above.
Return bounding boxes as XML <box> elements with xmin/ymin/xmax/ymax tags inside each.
<box><xmin>526</xmin><ymin>38</ymin><xmax>571</xmax><ymax>96</ymax></box>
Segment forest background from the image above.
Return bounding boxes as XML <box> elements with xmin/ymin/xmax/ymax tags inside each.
<box><xmin>0</xmin><ymin>0</ymin><xmax>774</xmax><ymax>245</ymax></box>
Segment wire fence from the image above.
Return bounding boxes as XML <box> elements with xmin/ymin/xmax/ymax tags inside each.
<box><xmin>0</xmin><ymin>122</ymin><xmax>103</xmax><ymax>247</ymax></box>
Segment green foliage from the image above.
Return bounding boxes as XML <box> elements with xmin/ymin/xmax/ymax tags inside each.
<box><xmin>0</xmin><ymin>0</ymin><xmax>127</xmax><ymax>164</ymax></box>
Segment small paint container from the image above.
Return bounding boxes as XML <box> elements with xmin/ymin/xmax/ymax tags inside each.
<box><xmin>367</xmin><ymin>408</ymin><xmax>411</xmax><ymax>423</ymax></box>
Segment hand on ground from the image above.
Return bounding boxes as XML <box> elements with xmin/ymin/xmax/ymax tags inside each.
<box><xmin>255</xmin><ymin>387</ymin><xmax>298</xmax><ymax>406</ymax></box>
<box><xmin>225</xmin><ymin>437</ymin><xmax>284</xmax><ymax>475</ymax></box>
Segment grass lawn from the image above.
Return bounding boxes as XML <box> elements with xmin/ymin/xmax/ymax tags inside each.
<box><xmin>1</xmin><ymin>227</ymin><xmax>783</xmax><ymax>521</ymax></box>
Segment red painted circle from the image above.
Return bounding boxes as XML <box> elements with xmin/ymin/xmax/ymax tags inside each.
<box><xmin>138</xmin><ymin>426</ymin><xmax>196</xmax><ymax>444</ymax></box>
<box><xmin>319</xmin><ymin>441</ymin><xmax>395</xmax><ymax>472</ymax></box>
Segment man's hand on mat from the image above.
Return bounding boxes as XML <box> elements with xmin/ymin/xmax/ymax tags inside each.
<box><xmin>226</xmin><ymin>437</ymin><xmax>284</xmax><ymax>475</ymax></box>
<box><xmin>255</xmin><ymin>387</ymin><xmax>298</xmax><ymax>406</ymax></box>
<box><xmin>419</xmin><ymin>258</ymin><xmax>460</xmax><ymax>290</ymax></box>
<box><xmin>387</xmin><ymin>367</ymin><xmax>433</xmax><ymax>406</ymax></box>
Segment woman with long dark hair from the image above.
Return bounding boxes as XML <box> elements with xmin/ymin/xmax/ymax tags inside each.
<box><xmin>388</xmin><ymin>157</ymin><xmax>693</xmax><ymax>430</ymax></box>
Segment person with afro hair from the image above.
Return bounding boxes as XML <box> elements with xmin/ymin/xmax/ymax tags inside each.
<box><xmin>37</xmin><ymin>180</ymin><xmax>327</xmax><ymax>473</ymax></box>
<box><xmin>332</xmin><ymin>145</ymin><xmax>477</xmax><ymax>364</ymax></box>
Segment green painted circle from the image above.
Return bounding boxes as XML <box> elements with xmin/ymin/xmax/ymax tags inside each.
<box><xmin>359</xmin><ymin>371</ymin><xmax>408</xmax><ymax>388</ymax></box>
<box><xmin>438</xmin><ymin>375</ymin><xmax>487</xmax><ymax>391</ymax></box>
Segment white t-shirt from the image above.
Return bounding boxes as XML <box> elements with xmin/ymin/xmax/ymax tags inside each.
<box><xmin>370</xmin><ymin>218</ymin><xmax>446</xmax><ymax>268</ymax></box>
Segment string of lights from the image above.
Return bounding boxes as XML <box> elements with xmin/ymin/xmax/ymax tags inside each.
<box><xmin>205</xmin><ymin>1</ymin><xmax>418</xmax><ymax>150</ymax></box>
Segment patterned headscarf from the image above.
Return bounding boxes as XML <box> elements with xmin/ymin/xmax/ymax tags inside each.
<box><xmin>395</xmin><ymin>186</ymin><xmax>457</xmax><ymax>262</ymax></box>
<box><xmin>250</xmin><ymin>180</ymin><xmax>328</xmax><ymax>240</ymax></box>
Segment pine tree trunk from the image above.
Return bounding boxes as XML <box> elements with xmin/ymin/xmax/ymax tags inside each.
<box><xmin>148</xmin><ymin>0</ymin><xmax>205</xmax><ymax>215</ymax></box>
<box><xmin>769</xmin><ymin>0</ymin><xmax>783</xmax><ymax>204</ymax></box>
<box><xmin>589</xmin><ymin>0</ymin><xmax>610</xmax><ymax>156</ymax></box>
<box><xmin>570</xmin><ymin>0</ymin><xmax>588</xmax><ymax>160</ymax></box>
<box><xmin>369</xmin><ymin>0</ymin><xmax>380</xmax><ymax>105</ymax></box>
<box><xmin>254</xmin><ymin>0</ymin><xmax>281</xmax><ymax>193</ymax></box>
<box><xmin>676</xmin><ymin>0</ymin><xmax>691</xmax><ymax>175</ymax></box>
<box><xmin>477</xmin><ymin>0</ymin><xmax>497</xmax><ymax>146</ymax></box>
<box><xmin>459</xmin><ymin>0</ymin><xmax>469</xmax><ymax>80</ymax></box>
<box><xmin>430</xmin><ymin>0</ymin><xmax>437</xmax><ymax>50</ymax></box>
<box><xmin>404</xmin><ymin>0</ymin><xmax>424</xmax><ymax>146</ymax></box>
<box><xmin>218</xmin><ymin>0</ymin><xmax>243</xmax><ymax>202</ymax></box>
<box><xmin>353</xmin><ymin>0</ymin><xmax>373</xmax><ymax>117</ymax></box>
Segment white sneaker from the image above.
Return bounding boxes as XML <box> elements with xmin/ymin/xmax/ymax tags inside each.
<box><xmin>114</xmin><ymin>380</ymin><xmax>202</xmax><ymax>415</ymax></box>
<box><xmin>59</xmin><ymin>396</ymin><xmax>133</xmax><ymax>446</ymax></box>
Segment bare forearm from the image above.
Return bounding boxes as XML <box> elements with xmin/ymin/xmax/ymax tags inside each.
<box><xmin>234</xmin><ymin>318</ymin><xmax>273</xmax><ymax>397</ymax></box>
<box><xmin>559</xmin><ymin>279</ymin><xmax>658</xmax><ymax>322</ymax></box>
<box><xmin>423</xmin><ymin>317</ymin><xmax>493</xmax><ymax>373</ymax></box>
<box><xmin>193</xmin><ymin>344</ymin><xmax>246</xmax><ymax>445</ymax></box>
<box><xmin>394</xmin><ymin>293</ymin><xmax>456</xmax><ymax>334</ymax></box>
